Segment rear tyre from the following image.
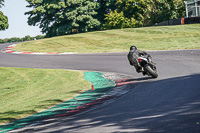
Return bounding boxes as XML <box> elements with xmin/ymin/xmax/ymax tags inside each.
<box><xmin>144</xmin><ymin>65</ymin><xmax>158</xmax><ymax>78</ymax></box>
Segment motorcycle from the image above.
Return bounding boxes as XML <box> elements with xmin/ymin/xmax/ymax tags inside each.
<box><xmin>137</xmin><ymin>55</ymin><xmax>158</xmax><ymax>78</ymax></box>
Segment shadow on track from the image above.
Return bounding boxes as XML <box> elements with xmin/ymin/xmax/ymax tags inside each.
<box><xmin>18</xmin><ymin>74</ymin><xmax>200</xmax><ymax>133</ymax></box>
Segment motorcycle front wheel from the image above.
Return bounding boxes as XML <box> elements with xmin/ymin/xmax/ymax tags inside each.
<box><xmin>144</xmin><ymin>64</ymin><xmax>158</xmax><ymax>78</ymax></box>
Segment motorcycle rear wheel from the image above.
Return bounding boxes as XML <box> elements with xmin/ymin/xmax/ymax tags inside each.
<box><xmin>144</xmin><ymin>64</ymin><xmax>158</xmax><ymax>78</ymax></box>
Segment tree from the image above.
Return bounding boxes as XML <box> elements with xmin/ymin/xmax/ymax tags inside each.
<box><xmin>0</xmin><ymin>0</ymin><xmax>9</xmax><ymax>31</ymax></box>
<box><xmin>103</xmin><ymin>10</ymin><xmax>139</xmax><ymax>29</ymax></box>
<box><xmin>103</xmin><ymin>0</ymin><xmax>148</xmax><ymax>29</ymax></box>
<box><xmin>116</xmin><ymin>0</ymin><xmax>148</xmax><ymax>21</ymax></box>
<box><xmin>23</xmin><ymin>35</ymin><xmax>32</xmax><ymax>41</ymax></box>
<box><xmin>95</xmin><ymin>0</ymin><xmax>117</xmax><ymax>24</ymax></box>
<box><xmin>103</xmin><ymin>0</ymin><xmax>185</xmax><ymax>29</ymax></box>
<box><xmin>0</xmin><ymin>11</ymin><xmax>8</xmax><ymax>30</ymax></box>
<box><xmin>25</xmin><ymin>0</ymin><xmax>101</xmax><ymax>37</ymax></box>
<box><xmin>35</xmin><ymin>35</ymin><xmax>45</xmax><ymax>40</ymax></box>
<box><xmin>0</xmin><ymin>0</ymin><xmax>4</xmax><ymax>8</ymax></box>
<box><xmin>146</xmin><ymin>0</ymin><xmax>185</xmax><ymax>25</ymax></box>
<box><xmin>0</xmin><ymin>35</ymin><xmax>45</xmax><ymax>44</ymax></box>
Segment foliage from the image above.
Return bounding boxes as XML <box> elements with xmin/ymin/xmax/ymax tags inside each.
<box><xmin>0</xmin><ymin>35</ymin><xmax>45</xmax><ymax>44</ymax></box>
<box><xmin>116</xmin><ymin>0</ymin><xmax>148</xmax><ymax>22</ymax></box>
<box><xmin>103</xmin><ymin>0</ymin><xmax>151</xmax><ymax>29</ymax></box>
<box><xmin>0</xmin><ymin>0</ymin><xmax>8</xmax><ymax>31</ymax></box>
<box><xmin>95</xmin><ymin>0</ymin><xmax>117</xmax><ymax>24</ymax></box>
<box><xmin>35</xmin><ymin>35</ymin><xmax>45</xmax><ymax>40</ymax></box>
<box><xmin>103</xmin><ymin>0</ymin><xmax>186</xmax><ymax>29</ymax></box>
<box><xmin>0</xmin><ymin>11</ymin><xmax>8</xmax><ymax>30</ymax></box>
<box><xmin>0</xmin><ymin>0</ymin><xmax>4</xmax><ymax>8</ymax></box>
<box><xmin>149</xmin><ymin>0</ymin><xmax>185</xmax><ymax>25</ymax></box>
<box><xmin>103</xmin><ymin>10</ymin><xmax>140</xmax><ymax>29</ymax></box>
<box><xmin>24</xmin><ymin>0</ymin><xmax>186</xmax><ymax>35</ymax></box>
<box><xmin>25</xmin><ymin>0</ymin><xmax>101</xmax><ymax>37</ymax></box>
<box><xmin>23</xmin><ymin>35</ymin><xmax>33</xmax><ymax>41</ymax></box>
<box><xmin>0</xmin><ymin>37</ymin><xmax>22</xmax><ymax>43</ymax></box>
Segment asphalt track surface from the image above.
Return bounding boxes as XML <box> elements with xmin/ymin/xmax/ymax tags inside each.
<box><xmin>1</xmin><ymin>43</ymin><xmax>200</xmax><ymax>133</ymax></box>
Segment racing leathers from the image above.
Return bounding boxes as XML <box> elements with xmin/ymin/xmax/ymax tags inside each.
<box><xmin>127</xmin><ymin>49</ymin><xmax>150</xmax><ymax>73</ymax></box>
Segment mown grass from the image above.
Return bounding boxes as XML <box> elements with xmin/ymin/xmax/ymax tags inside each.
<box><xmin>0</xmin><ymin>67</ymin><xmax>90</xmax><ymax>125</ymax></box>
<box><xmin>14</xmin><ymin>24</ymin><xmax>200</xmax><ymax>53</ymax></box>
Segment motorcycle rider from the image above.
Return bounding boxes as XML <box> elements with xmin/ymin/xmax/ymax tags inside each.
<box><xmin>127</xmin><ymin>45</ymin><xmax>150</xmax><ymax>74</ymax></box>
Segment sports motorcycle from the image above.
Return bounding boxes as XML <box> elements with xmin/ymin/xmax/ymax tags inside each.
<box><xmin>137</xmin><ymin>55</ymin><xmax>158</xmax><ymax>78</ymax></box>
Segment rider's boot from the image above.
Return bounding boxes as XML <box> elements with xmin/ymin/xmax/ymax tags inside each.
<box><xmin>142</xmin><ymin>71</ymin><xmax>147</xmax><ymax>75</ymax></box>
<box><xmin>136</xmin><ymin>68</ymin><xmax>143</xmax><ymax>73</ymax></box>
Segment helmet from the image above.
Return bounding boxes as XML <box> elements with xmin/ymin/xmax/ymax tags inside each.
<box><xmin>130</xmin><ymin>46</ymin><xmax>137</xmax><ymax>51</ymax></box>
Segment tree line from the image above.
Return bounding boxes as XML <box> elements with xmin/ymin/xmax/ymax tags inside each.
<box><xmin>0</xmin><ymin>35</ymin><xmax>45</xmax><ymax>44</ymax></box>
<box><xmin>25</xmin><ymin>0</ymin><xmax>185</xmax><ymax>37</ymax></box>
<box><xmin>1</xmin><ymin>0</ymin><xmax>186</xmax><ymax>39</ymax></box>
<box><xmin>104</xmin><ymin>0</ymin><xmax>185</xmax><ymax>29</ymax></box>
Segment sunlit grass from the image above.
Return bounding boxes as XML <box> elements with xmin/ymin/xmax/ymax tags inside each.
<box><xmin>14</xmin><ymin>24</ymin><xmax>200</xmax><ymax>53</ymax></box>
<box><xmin>0</xmin><ymin>67</ymin><xmax>90</xmax><ymax>125</ymax></box>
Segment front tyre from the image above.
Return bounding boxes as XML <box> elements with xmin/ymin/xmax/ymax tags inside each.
<box><xmin>144</xmin><ymin>65</ymin><xmax>158</xmax><ymax>78</ymax></box>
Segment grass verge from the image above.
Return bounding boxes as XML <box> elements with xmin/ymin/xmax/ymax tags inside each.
<box><xmin>14</xmin><ymin>24</ymin><xmax>200</xmax><ymax>53</ymax></box>
<box><xmin>0</xmin><ymin>67</ymin><xmax>90</xmax><ymax>125</ymax></box>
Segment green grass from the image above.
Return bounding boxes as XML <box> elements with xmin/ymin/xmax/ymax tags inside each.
<box><xmin>14</xmin><ymin>24</ymin><xmax>200</xmax><ymax>53</ymax></box>
<box><xmin>0</xmin><ymin>67</ymin><xmax>90</xmax><ymax>125</ymax></box>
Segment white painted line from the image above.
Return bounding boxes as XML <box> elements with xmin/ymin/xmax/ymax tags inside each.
<box><xmin>31</xmin><ymin>53</ymin><xmax>47</xmax><ymax>55</ymax></box>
